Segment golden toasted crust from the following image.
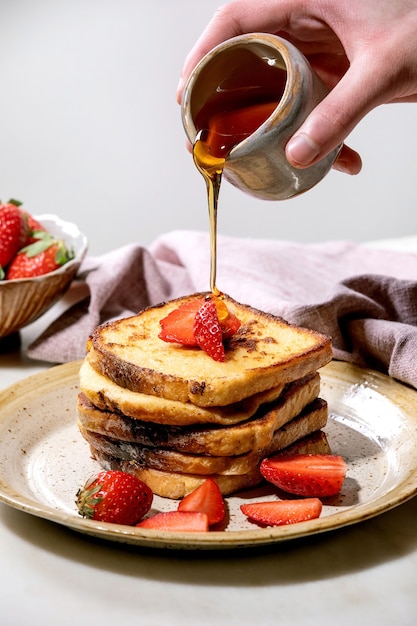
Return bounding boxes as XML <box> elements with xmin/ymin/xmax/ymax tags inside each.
<box><xmin>77</xmin><ymin>372</ymin><xmax>320</xmax><ymax>455</ymax></box>
<box><xmin>87</xmin><ymin>292</ymin><xmax>332</xmax><ymax>407</ymax></box>
<box><xmin>79</xmin><ymin>398</ymin><xmax>327</xmax><ymax>477</ymax></box>
<box><xmin>80</xmin><ymin>358</ymin><xmax>286</xmax><ymax>426</ymax></box>
<box><xmin>88</xmin><ymin>430</ymin><xmax>331</xmax><ymax>498</ymax></box>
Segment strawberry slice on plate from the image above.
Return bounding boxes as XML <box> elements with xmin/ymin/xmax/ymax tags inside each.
<box><xmin>177</xmin><ymin>478</ymin><xmax>225</xmax><ymax>525</ymax></box>
<box><xmin>260</xmin><ymin>453</ymin><xmax>348</xmax><ymax>497</ymax></box>
<box><xmin>241</xmin><ymin>498</ymin><xmax>323</xmax><ymax>527</ymax></box>
<box><xmin>136</xmin><ymin>510</ymin><xmax>209</xmax><ymax>531</ymax></box>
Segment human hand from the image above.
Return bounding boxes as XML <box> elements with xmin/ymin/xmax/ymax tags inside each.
<box><xmin>177</xmin><ymin>0</ymin><xmax>417</xmax><ymax>175</ymax></box>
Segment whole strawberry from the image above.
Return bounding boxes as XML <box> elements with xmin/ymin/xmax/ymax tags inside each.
<box><xmin>76</xmin><ymin>470</ymin><xmax>153</xmax><ymax>525</ymax></box>
<box><xmin>5</xmin><ymin>232</ymin><xmax>73</xmax><ymax>279</ymax></box>
<box><xmin>0</xmin><ymin>201</ymin><xmax>29</xmax><ymax>274</ymax></box>
<box><xmin>20</xmin><ymin>209</ymin><xmax>47</xmax><ymax>244</ymax></box>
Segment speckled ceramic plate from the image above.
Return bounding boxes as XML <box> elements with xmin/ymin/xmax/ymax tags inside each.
<box><xmin>0</xmin><ymin>360</ymin><xmax>417</xmax><ymax>550</ymax></box>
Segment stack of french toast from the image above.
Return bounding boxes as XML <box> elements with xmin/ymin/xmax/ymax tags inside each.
<box><xmin>77</xmin><ymin>293</ymin><xmax>333</xmax><ymax>498</ymax></box>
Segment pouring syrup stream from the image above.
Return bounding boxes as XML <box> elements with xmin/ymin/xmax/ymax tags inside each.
<box><xmin>191</xmin><ymin>50</ymin><xmax>286</xmax><ymax>295</ymax></box>
<box><xmin>192</xmin><ymin>101</ymin><xmax>277</xmax><ymax>296</ymax></box>
<box><xmin>193</xmin><ymin>133</ymin><xmax>225</xmax><ymax>296</ymax></box>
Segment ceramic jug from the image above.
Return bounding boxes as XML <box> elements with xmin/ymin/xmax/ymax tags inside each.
<box><xmin>181</xmin><ymin>33</ymin><xmax>341</xmax><ymax>200</ymax></box>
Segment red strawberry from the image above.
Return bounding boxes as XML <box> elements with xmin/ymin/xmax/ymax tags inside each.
<box><xmin>136</xmin><ymin>510</ymin><xmax>209</xmax><ymax>531</ymax></box>
<box><xmin>240</xmin><ymin>498</ymin><xmax>322</xmax><ymax>527</ymax></box>
<box><xmin>158</xmin><ymin>296</ymin><xmax>241</xmax><ymax>358</ymax></box>
<box><xmin>158</xmin><ymin>298</ymin><xmax>204</xmax><ymax>345</ymax></box>
<box><xmin>5</xmin><ymin>232</ymin><xmax>73</xmax><ymax>279</ymax></box>
<box><xmin>177</xmin><ymin>478</ymin><xmax>225</xmax><ymax>525</ymax></box>
<box><xmin>76</xmin><ymin>470</ymin><xmax>153</xmax><ymax>525</ymax></box>
<box><xmin>20</xmin><ymin>209</ymin><xmax>46</xmax><ymax>244</ymax></box>
<box><xmin>0</xmin><ymin>202</ymin><xmax>29</xmax><ymax>272</ymax></box>
<box><xmin>260</xmin><ymin>454</ymin><xmax>348</xmax><ymax>498</ymax></box>
<box><xmin>193</xmin><ymin>298</ymin><xmax>225</xmax><ymax>361</ymax></box>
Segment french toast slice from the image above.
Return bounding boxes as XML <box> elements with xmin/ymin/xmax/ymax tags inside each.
<box><xmin>87</xmin><ymin>292</ymin><xmax>332</xmax><ymax>407</ymax></box>
<box><xmin>80</xmin><ymin>358</ymin><xmax>287</xmax><ymax>426</ymax></box>
<box><xmin>79</xmin><ymin>398</ymin><xmax>327</xmax><ymax>477</ymax></box>
<box><xmin>77</xmin><ymin>372</ymin><xmax>320</xmax><ymax>455</ymax></box>
<box><xmin>88</xmin><ymin>430</ymin><xmax>331</xmax><ymax>498</ymax></box>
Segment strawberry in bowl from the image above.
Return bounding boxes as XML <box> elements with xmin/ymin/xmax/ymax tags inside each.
<box><xmin>0</xmin><ymin>201</ymin><xmax>87</xmax><ymax>338</ymax></box>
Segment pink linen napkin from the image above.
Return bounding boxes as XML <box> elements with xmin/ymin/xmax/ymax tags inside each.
<box><xmin>27</xmin><ymin>230</ymin><xmax>417</xmax><ymax>389</ymax></box>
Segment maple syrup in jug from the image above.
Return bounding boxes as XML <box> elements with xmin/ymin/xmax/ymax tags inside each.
<box><xmin>191</xmin><ymin>47</ymin><xmax>287</xmax><ymax>294</ymax></box>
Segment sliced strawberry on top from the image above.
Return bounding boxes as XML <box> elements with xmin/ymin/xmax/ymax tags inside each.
<box><xmin>260</xmin><ymin>453</ymin><xmax>348</xmax><ymax>498</ymax></box>
<box><xmin>158</xmin><ymin>298</ymin><xmax>204</xmax><ymax>345</ymax></box>
<box><xmin>158</xmin><ymin>295</ymin><xmax>241</xmax><ymax>360</ymax></box>
<box><xmin>241</xmin><ymin>498</ymin><xmax>323</xmax><ymax>527</ymax></box>
<box><xmin>177</xmin><ymin>478</ymin><xmax>225</xmax><ymax>525</ymax></box>
<box><xmin>136</xmin><ymin>510</ymin><xmax>209</xmax><ymax>532</ymax></box>
<box><xmin>193</xmin><ymin>299</ymin><xmax>225</xmax><ymax>362</ymax></box>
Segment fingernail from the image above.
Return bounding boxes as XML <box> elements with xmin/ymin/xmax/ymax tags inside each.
<box><xmin>287</xmin><ymin>133</ymin><xmax>320</xmax><ymax>166</ymax></box>
<box><xmin>332</xmin><ymin>160</ymin><xmax>352</xmax><ymax>174</ymax></box>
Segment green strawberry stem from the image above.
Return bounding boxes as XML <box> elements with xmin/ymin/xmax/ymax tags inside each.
<box><xmin>19</xmin><ymin>232</ymin><xmax>74</xmax><ymax>265</ymax></box>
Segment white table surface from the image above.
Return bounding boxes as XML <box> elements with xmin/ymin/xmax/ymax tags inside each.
<box><xmin>1</xmin><ymin>237</ymin><xmax>417</xmax><ymax>626</ymax></box>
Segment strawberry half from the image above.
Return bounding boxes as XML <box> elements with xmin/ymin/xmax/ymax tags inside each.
<box><xmin>177</xmin><ymin>478</ymin><xmax>225</xmax><ymax>525</ymax></box>
<box><xmin>76</xmin><ymin>470</ymin><xmax>153</xmax><ymax>525</ymax></box>
<box><xmin>158</xmin><ymin>298</ymin><xmax>204</xmax><ymax>345</ymax></box>
<box><xmin>136</xmin><ymin>510</ymin><xmax>209</xmax><ymax>532</ymax></box>
<box><xmin>240</xmin><ymin>498</ymin><xmax>323</xmax><ymax>527</ymax></box>
<box><xmin>260</xmin><ymin>453</ymin><xmax>348</xmax><ymax>498</ymax></box>
<box><xmin>158</xmin><ymin>295</ymin><xmax>241</xmax><ymax>361</ymax></box>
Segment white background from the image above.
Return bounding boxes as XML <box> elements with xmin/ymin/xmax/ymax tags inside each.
<box><xmin>0</xmin><ymin>0</ymin><xmax>415</xmax><ymax>256</ymax></box>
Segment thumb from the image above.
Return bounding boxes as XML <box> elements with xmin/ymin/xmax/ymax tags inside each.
<box><xmin>286</xmin><ymin>61</ymin><xmax>381</xmax><ymax>169</ymax></box>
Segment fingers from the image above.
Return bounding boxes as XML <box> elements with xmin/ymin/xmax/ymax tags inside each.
<box><xmin>286</xmin><ymin>60</ymin><xmax>381</xmax><ymax>172</ymax></box>
<box><xmin>282</xmin><ymin>132</ymin><xmax>361</xmax><ymax>175</ymax></box>
<box><xmin>177</xmin><ymin>2</ymin><xmax>385</xmax><ymax>175</ymax></box>
<box><xmin>176</xmin><ymin>1</ymin><xmax>295</xmax><ymax>103</ymax></box>
<box><xmin>285</xmin><ymin>131</ymin><xmax>363</xmax><ymax>175</ymax></box>
<box><xmin>332</xmin><ymin>144</ymin><xmax>362</xmax><ymax>175</ymax></box>
<box><xmin>285</xmin><ymin>103</ymin><xmax>364</xmax><ymax>174</ymax></box>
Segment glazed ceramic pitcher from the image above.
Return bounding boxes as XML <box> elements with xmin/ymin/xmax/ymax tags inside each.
<box><xmin>181</xmin><ymin>33</ymin><xmax>341</xmax><ymax>200</ymax></box>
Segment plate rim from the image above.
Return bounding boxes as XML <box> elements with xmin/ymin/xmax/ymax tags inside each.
<box><xmin>1</xmin><ymin>360</ymin><xmax>417</xmax><ymax>550</ymax></box>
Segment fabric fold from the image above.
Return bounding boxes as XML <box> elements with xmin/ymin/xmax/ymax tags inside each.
<box><xmin>27</xmin><ymin>230</ymin><xmax>417</xmax><ymax>389</ymax></box>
